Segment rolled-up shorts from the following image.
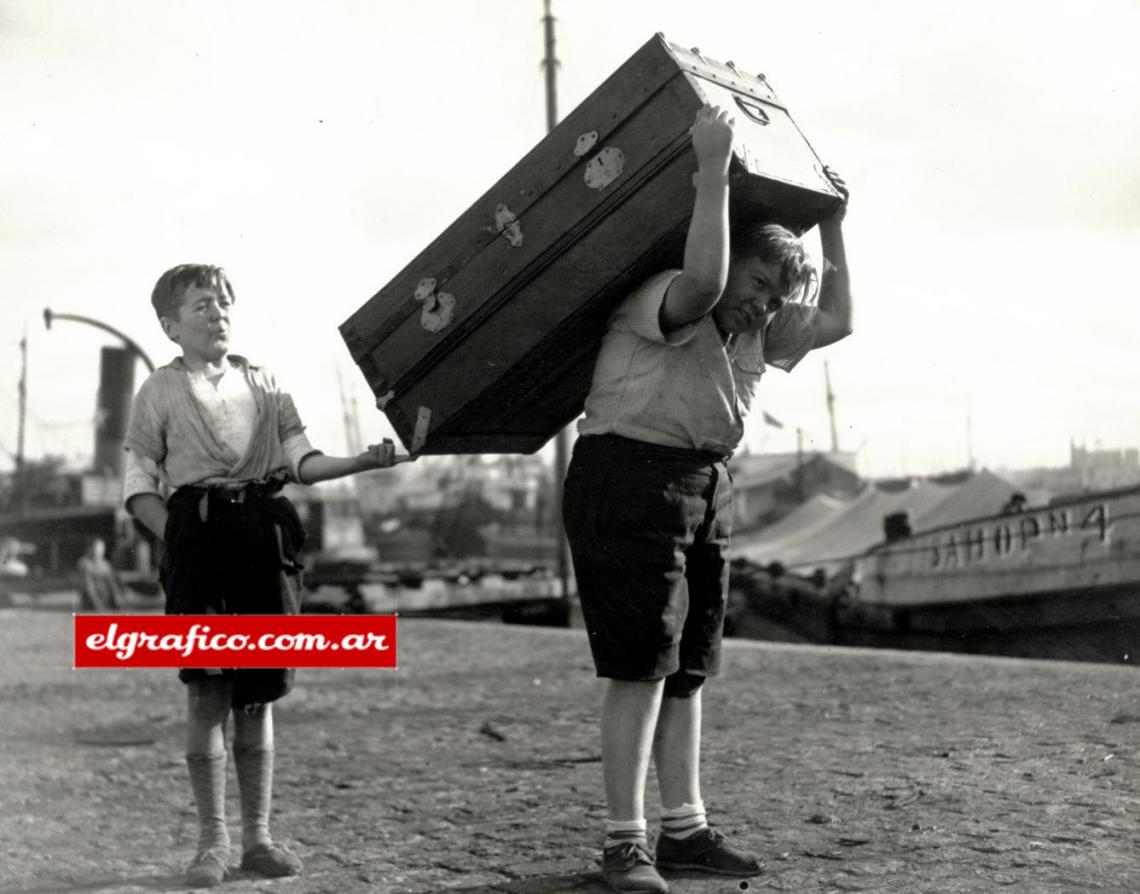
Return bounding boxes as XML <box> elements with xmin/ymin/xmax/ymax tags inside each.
<box><xmin>562</xmin><ymin>434</ymin><xmax>733</xmax><ymax>683</ymax></box>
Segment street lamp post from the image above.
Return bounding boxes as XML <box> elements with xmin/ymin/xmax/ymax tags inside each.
<box><xmin>43</xmin><ymin>309</ymin><xmax>155</xmax><ymax>373</ymax></box>
<box><xmin>42</xmin><ymin>308</ymin><xmax>155</xmax><ymax>480</ymax></box>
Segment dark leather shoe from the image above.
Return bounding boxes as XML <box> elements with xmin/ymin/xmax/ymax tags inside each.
<box><xmin>655</xmin><ymin>827</ymin><xmax>763</xmax><ymax>877</ymax></box>
<box><xmin>602</xmin><ymin>839</ymin><xmax>670</xmax><ymax>893</ymax></box>
<box><xmin>185</xmin><ymin>847</ymin><xmax>229</xmax><ymax>888</ymax></box>
<box><xmin>240</xmin><ymin>841</ymin><xmax>302</xmax><ymax>878</ymax></box>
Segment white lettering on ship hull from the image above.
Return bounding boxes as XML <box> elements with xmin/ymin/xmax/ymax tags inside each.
<box><xmin>928</xmin><ymin>504</ymin><xmax>1111</xmax><ymax>570</ymax></box>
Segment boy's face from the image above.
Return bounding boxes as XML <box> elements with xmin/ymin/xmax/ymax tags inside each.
<box><xmin>712</xmin><ymin>256</ymin><xmax>787</xmax><ymax>335</ymax></box>
<box><xmin>161</xmin><ymin>283</ymin><xmax>232</xmax><ymax>366</ymax></box>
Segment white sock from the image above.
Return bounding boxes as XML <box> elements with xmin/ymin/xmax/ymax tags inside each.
<box><xmin>605</xmin><ymin>817</ymin><xmax>648</xmax><ymax>849</ymax></box>
<box><xmin>661</xmin><ymin>801</ymin><xmax>708</xmax><ymax>840</ymax></box>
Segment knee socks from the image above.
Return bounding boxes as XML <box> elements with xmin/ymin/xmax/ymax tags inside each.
<box><xmin>185</xmin><ymin>752</ymin><xmax>229</xmax><ymax>853</ymax></box>
<box><xmin>604</xmin><ymin>817</ymin><xmax>648</xmax><ymax>850</ymax></box>
<box><xmin>660</xmin><ymin>801</ymin><xmax>708</xmax><ymax>840</ymax></box>
<box><xmin>233</xmin><ymin>745</ymin><xmax>275</xmax><ymax>852</ymax></box>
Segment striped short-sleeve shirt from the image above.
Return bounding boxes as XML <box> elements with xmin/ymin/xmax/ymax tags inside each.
<box><xmin>577</xmin><ymin>270</ymin><xmax>817</xmax><ymax>455</ymax></box>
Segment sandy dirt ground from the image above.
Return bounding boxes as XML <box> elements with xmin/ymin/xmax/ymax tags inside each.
<box><xmin>2</xmin><ymin>609</ymin><xmax>1140</xmax><ymax>894</ymax></box>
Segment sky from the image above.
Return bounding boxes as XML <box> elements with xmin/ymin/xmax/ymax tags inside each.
<box><xmin>2</xmin><ymin>0</ymin><xmax>1138</xmax><ymax>479</ymax></box>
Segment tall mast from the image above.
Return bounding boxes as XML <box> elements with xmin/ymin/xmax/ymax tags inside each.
<box><xmin>824</xmin><ymin>361</ymin><xmax>839</xmax><ymax>453</ymax></box>
<box><xmin>795</xmin><ymin>426</ymin><xmax>805</xmax><ymax>500</ymax></box>
<box><xmin>336</xmin><ymin>363</ymin><xmax>363</xmax><ymax>456</ymax></box>
<box><xmin>543</xmin><ymin>0</ymin><xmax>571</xmax><ymax>601</ymax></box>
<box><xmin>966</xmin><ymin>400</ymin><xmax>976</xmax><ymax>471</ymax></box>
<box><xmin>15</xmin><ymin>325</ymin><xmax>28</xmax><ymax>511</ymax></box>
<box><xmin>542</xmin><ymin>0</ymin><xmax>559</xmax><ymax>132</ymax></box>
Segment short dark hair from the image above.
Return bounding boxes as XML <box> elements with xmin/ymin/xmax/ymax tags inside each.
<box><xmin>730</xmin><ymin>222</ymin><xmax>815</xmax><ymax>299</ymax></box>
<box><xmin>150</xmin><ymin>264</ymin><xmax>235</xmax><ymax>320</ymax></box>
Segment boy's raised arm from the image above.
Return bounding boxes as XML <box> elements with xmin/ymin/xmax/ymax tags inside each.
<box><xmin>660</xmin><ymin>105</ymin><xmax>736</xmax><ymax>331</ymax></box>
<box><xmin>811</xmin><ymin>167</ymin><xmax>853</xmax><ymax>349</ymax></box>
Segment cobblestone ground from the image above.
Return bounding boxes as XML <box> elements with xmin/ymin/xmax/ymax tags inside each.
<box><xmin>2</xmin><ymin>610</ymin><xmax>1140</xmax><ymax>894</ymax></box>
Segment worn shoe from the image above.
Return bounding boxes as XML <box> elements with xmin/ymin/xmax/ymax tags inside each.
<box><xmin>601</xmin><ymin>839</ymin><xmax>669</xmax><ymax>893</ymax></box>
<box><xmin>655</xmin><ymin>827</ymin><xmax>763</xmax><ymax>877</ymax></box>
<box><xmin>240</xmin><ymin>841</ymin><xmax>303</xmax><ymax>878</ymax></box>
<box><xmin>185</xmin><ymin>847</ymin><xmax>230</xmax><ymax>888</ymax></box>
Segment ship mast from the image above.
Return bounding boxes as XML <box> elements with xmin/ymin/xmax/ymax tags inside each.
<box><xmin>542</xmin><ymin>0</ymin><xmax>559</xmax><ymax>131</ymax></box>
<box><xmin>336</xmin><ymin>363</ymin><xmax>364</xmax><ymax>456</ymax></box>
<box><xmin>824</xmin><ymin>361</ymin><xmax>839</xmax><ymax>453</ymax></box>
<box><xmin>15</xmin><ymin>326</ymin><xmax>28</xmax><ymax>512</ymax></box>
<box><xmin>966</xmin><ymin>400</ymin><xmax>976</xmax><ymax>471</ymax></box>
<box><xmin>543</xmin><ymin>0</ymin><xmax>572</xmax><ymax>600</ymax></box>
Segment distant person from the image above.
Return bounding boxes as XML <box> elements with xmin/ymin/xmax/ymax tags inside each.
<box><xmin>123</xmin><ymin>264</ymin><xmax>405</xmax><ymax>888</ymax></box>
<box><xmin>1001</xmin><ymin>492</ymin><xmax>1028</xmax><ymax>514</ymax></box>
<box><xmin>0</xmin><ymin>536</ymin><xmax>30</xmax><ymax>579</ymax></box>
<box><xmin>76</xmin><ymin>537</ymin><xmax>124</xmax><ymax>610</ymax></box>
<box><xmin>562</xmin><ymin>104</ymin><xmax>853</xmax><ymax>894</ymax></box>
<box><xmin>883</xmin><ymin>510</ymin><xmax>912</xmax><ymax>542</ymax></box>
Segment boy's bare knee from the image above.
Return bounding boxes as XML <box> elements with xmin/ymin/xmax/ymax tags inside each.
<box><xmin>607</xmin><ymin>677</ymin><xmax>666</xmax><ymax>697</ymax></box>
<box><xmin>233</xmin><ymin>700</ymin><xmax>273</xmax><ymax>750</ymax></box>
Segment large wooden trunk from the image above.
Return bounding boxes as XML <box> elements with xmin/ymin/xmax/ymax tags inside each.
<box><xmin>340</xmin><ymin>33</ymin><xmax>843</xmax><ymax>455</ymax></box>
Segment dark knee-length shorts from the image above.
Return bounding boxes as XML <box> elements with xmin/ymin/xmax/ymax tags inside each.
<box><xmin>562</xmin><ymin>434</ymin><xmax>733</xmax><ymax>682</ymax></box>
<box><xmin>162</xmin><ymin>484</ymin><xmax>306</xmax><ymax>707</ymax></box>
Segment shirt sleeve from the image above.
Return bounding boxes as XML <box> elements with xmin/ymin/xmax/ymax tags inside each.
<box><xmin>252</xmin><ymin>363</ymin><xmax>320</xmax><ymax>482</ymax></box>
<box><xmin>262</xmin><ymin>367</ymin><xmax>308</xmax><ymax>445</ymax></box>
<box><xmin>276</xmin><ymin>390</ymin><xmax>307</xmax><ymax>444</ymax></box>
<box><xmin>764</xmin><ymin>303</ymin><xmax>819</xmax><ymax>372</ymax></box>
<box><xmin>612</xmin><ymin>270</ymin><xmax>702</xmax><ymax>346</ymax></box>
<box><xmin>282</xmin><ymin>432</ymin><xmax>322</xmax><ymax>482</ymax></box>
<box><xmin>123</xmin><ymin>375</ymin><xmax>167</xmax><ymax>464</ymax></box>
<box><xmin>122</xmin><ymin>449</ymin><xmax>163</xmax><ymax>507</ymax></box>
<box><xmin>266</xmin><ymin>367</ymin><xmax>322</xmax><ymax>480</ymax></box>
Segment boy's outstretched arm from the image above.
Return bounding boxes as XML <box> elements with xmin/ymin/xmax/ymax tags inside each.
<box><xmin>812</xmin><ymin>167</ymin><xmax>853</xmax><ymax>349</ymax></box>
<box><xmin>660</xmin><ymin>104</ymin><xmax>736</xmax><ymax>331</ymax></box>
<box><xmin>297</xmin><ymin>440</ymin><xmax>408</xmax><ymax>485</ymax></box>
